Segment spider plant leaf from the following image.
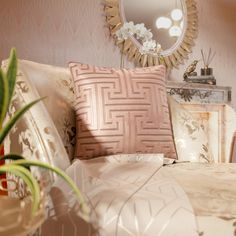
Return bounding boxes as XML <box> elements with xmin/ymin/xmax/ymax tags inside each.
<box><xmin>0</xmin><ymin>154</ymin><xmax>29</xmax><ymax>171</ymax></box>
<box><xmin>0</xmin><ymin>164</ymin><xmax>41</xmax><ymax>215</ymax></box>
<box><xmin>12</xmin><ymin>159</ymin><xmax>89</xmax><ymax>216</ymax></box>
<box><xmin>0</xmin><ymin>98</ymin><xmax>44</xmax><ymax>145</ymax></box>
<box><xmin>0</xmin><ymin>69</ymin><xmax>9</xmax><ymax>127</ymax></box>
<box><xmin>6</xmin><ymin>48</ymin><xmax>17</xmax><ymax>108</ymax></box>
<box><xmin>0</xmin><ymin>153</ymin><xmax>25</xmax><ymax>161</ymax></box>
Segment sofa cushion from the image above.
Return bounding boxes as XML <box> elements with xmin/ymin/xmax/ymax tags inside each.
<box><xmin>17</xmin><ymin>60</ymin><xmax>76</xmax><ymax>161</ymax></box>
<box><xmin>2</xmin><ymin>60</ymin><xmax>70</xmax><ymax>173</ymax></box>
<box><xmin>69</xmin><ymin>62</ymin><xmax>177</xmax><ymax>160</ymax></box>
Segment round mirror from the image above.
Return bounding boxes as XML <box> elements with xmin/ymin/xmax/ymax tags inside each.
<box><xmin>122</xmin><ymin>0</ymin><xmax>186</xmax><ymax>54</ymax></box>
<box><xmin>104</xmin><ymin>0</ymin><xmax>198</xmax><ymax>69</ymax></box>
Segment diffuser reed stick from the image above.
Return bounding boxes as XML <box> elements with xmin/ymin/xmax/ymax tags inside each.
<box><xmin>201</xmin><ymin>49</ymin><xmax>206</xmax><ymax>68</ymax></box>
<box><xmin>206</xmin><ymin>47</ymin><xmax>212</xmax><ymax>68</ymax></box>
<box><xmin>201</xmin><ymin>48</ymin><xmax>216</xmax><ymax>69</ymax></box>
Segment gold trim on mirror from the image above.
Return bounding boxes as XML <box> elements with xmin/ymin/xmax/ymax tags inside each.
<box><xmin>104</xmin><ymin>0</ymin><xmax>198</xmax><ymax>69</ymax></box>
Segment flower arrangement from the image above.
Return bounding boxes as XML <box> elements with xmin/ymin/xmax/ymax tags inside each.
<box><xmin>115</xmin><ymin>21</ymin><xmax>162</xmax><ymax>55</ymax></box>
<box><xmin>0</xmin><ymin>49</ymin><xmax>88</xmax><ymax>234</ymax></box>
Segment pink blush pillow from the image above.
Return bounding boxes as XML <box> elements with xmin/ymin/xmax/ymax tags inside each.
<box><xmin>69</xmin><ymin>63</ymin><xmax>177</xmax><ymax>160</ymax></box>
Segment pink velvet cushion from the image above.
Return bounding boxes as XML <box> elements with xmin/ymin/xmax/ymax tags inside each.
<box><xmin>69</xmin><ymin>62</ymin><xmax>177</xmax><ymax>160</ymax></box>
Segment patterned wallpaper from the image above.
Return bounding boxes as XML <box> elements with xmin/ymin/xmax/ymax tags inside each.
<box><xmin>0</xmin><ymin>0</ymin><xmax>236</xmax><ymax>107</ymax></box>
<box><xmin>0</xmin><ymin>0</ymin><xmax>123</xmax><ymax>68</ymax></box>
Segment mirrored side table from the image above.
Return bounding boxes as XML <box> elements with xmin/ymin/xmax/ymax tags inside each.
<box><xmin>167</xmin><ymin>81</ymin><xmax>234</xmax><ymax>163</ymax></box>
<box><xmin>167</xmin><ymin>81</ymin><xmax>231</xmax><ymax>104</ymax></box>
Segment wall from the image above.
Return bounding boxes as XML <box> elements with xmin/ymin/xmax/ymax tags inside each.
<box><xmin>0</xmin><ymin>0</ymin><xmax>121</xmax><ymax>67</ymax></box>
<box><xmin>0</xmin><ymin>0</ymin><xmax>236</xmax><ymax>107</ymax></box>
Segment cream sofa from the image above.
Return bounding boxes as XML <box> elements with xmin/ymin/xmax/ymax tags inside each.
<box><xmin>3</xmin><ymin>59</ymin><xmax>236</xmax><ymax>167</ymax></box>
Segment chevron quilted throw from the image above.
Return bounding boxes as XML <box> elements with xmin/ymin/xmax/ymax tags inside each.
<box><xmin>69</xmin><ymin>63</ymin><xmax>176</xmax><ymax>160</ymax></box>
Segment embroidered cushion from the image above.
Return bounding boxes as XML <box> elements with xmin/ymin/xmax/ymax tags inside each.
<box><xmin>18</xmin><ymin>60</ymin><xmax>76</xmax><ymax>161</ymax></box>
<box><xmin>1</xmin><ymin>60</ymin><xmax>70</xmax><ymax>174</ymax></box>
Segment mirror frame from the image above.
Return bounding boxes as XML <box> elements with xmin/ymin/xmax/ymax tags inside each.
<box><xmin>104</xmin><ymin>0</ymin><xmax>198</xmax><ymax>69</ymax></box>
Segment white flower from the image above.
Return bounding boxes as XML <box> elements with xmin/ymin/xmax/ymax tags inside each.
<box><xmin>143</xmin><ymin>30</ymin><xmax>153</xmax><ymax>41</ymax></box>
<box><xmin>116</xmin><ymin>29</ymin><xmax>127</xmax><ymax>40</ymax></box>
<box><xmin>134</xmin><ymin>24</ymin><xmax>153</xmax><ymax>42</ymax></box>
<box><xmin>115</xmin><ymin>21</ymin><xmax>135</xmax><ymax>40</ymax></box>
<box><xmin>140</xmin><ymin>40</ymin><xmax>157</xmax><ymax>54</ymax></box>
<box><xmin>134</xmin><ymin>23</ymin><xmax>147</xmax><ymax>39</ymax></box>
<box><xmin>115</xmin><ymin>21</ymin><xmax>162</xmax><ymax>56</ymax></box>
<box><xmin>123</xmin><ymin>21</ymin><xmax>135</xmax><ymax>33</ymax></box>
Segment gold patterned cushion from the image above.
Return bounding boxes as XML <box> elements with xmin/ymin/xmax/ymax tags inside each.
<box><xmin>17</xmin><ymin>60</ymin><xmax>76</xmax><ymax>161</ymax></box>
<box><xmin>1</xmin><ymin>60</ymin><xmax>70</xmax><ymax>173</ymax></box>
<box><xmin>69</xmin><ymin>62</ymin><xmax>177</xmax><ymax>160</ymax></box>
<box><xmin>168</xmin><ymin>96</ymin><xmax>213</xmax><ymax>162</ymax></box>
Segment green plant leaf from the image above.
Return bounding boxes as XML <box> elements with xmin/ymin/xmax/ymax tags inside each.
<box><xmin>12</xmin><ymin>159</ymin><xmax>89</xmax><ymax>216</ymax></box>
<box><xmin>0</xmin><ymin>164</ymin><xmax>41</xmax><ymax>215</ymax></box>
<box><xmin>0</xmin><ymin>98</ymin><xmax>44</xmax><ymax>145</ymax></box>
<box><xmin>0</xmin><ymin>154</ymin><xmax>29</xmax><ymax>171</ymax></box>
<box><xmin>6</xmin><ymin>48</ymin><xmax>17</xmax><ymax>109</ymax></box>
<box><xmin>0</xmin><ymin>69</ymin><xmax>9</xmax><ymax>127</ymax></box>
<box><xmin>0</xmin><ymin>153</ymin><xmax>25</xmax><ymax>161</ymax></box>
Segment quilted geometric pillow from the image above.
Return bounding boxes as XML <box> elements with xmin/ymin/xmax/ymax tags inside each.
<box><xmin>69</xmin><ymin>63</ymin><xmax>177</xmax><ymax>160</ymax></box>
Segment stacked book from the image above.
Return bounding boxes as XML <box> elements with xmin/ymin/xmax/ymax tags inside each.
<box><xmin>185</xmin><ymin>75</ymin><xmax>216</xmax><ymax>85</ymax></box>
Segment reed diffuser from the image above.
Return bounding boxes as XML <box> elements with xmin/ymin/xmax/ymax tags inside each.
<box><xmin>200</xmin><ymin>48</ymin><xmax>216</xmax><ymax>76</ymax></box>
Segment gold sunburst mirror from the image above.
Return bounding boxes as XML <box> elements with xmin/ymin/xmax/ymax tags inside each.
<box><xmin>104</xmin><ymin>0</ymin><xmax>198</xmax><ymax>69</ymax></box>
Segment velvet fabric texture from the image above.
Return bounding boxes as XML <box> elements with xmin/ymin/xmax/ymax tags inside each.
<box><xmin>69</xmin><ymin>63</ymin><xmax>176</xmax><ymax>159</ymax></box>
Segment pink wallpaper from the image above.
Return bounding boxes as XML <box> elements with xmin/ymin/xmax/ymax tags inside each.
<box><xmin>0</xmin><ymin>0</ymin><xmax>236</xmax><ymax>107</ymax></box>
<box><xmin>0</xmin><ymin>0</ymin><xmax>122</xmax><ymax>67</ymax></box>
